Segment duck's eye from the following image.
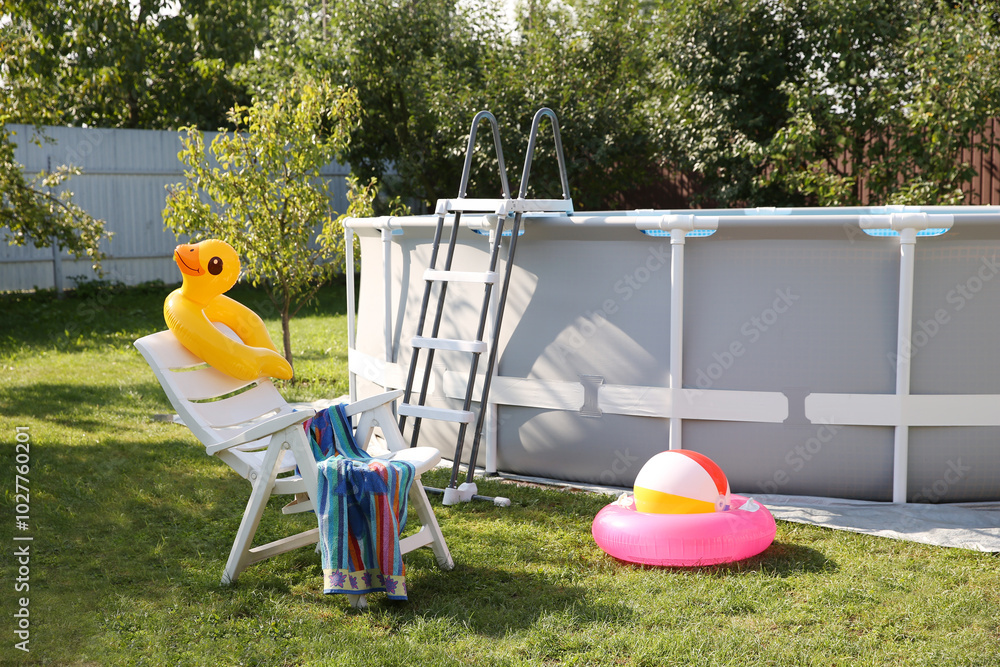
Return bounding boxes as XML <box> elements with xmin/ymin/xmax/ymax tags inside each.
<box><xmin>208</xmin><ymin>256</ymin><xmax>223</xmax><ymax>275</ymax></box>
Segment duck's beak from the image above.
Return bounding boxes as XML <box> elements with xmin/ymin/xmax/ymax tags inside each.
<box><xmin>174</xmin><ymin>244</ymin><xmax>203</xmax><ymax>276</ymax></box>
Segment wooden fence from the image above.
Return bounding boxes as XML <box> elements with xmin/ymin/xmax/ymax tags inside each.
<box><xmin>960</xmin><ymin>117</ymin><xmax>1000</xmax><ymax>205</ymax></box>
<box><xmin>618</xmin><ymin>117</ymin><xmax>1000</xmax><ymax>209</ymax></box>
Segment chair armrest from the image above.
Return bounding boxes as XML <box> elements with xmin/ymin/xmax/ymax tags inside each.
<box><xmin>342</xmin><ymin>390</ymin><xmax>404</xmax><ymax>418</ymax></box>
<box><xmin>205</xmin><ymin>408</ymin><xmax>316</xmax><ymax>456</ymax></box>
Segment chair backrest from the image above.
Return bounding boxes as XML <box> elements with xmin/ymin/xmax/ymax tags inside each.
<box><xmin>134</xmin><ymin>326</ymin><xmax>295</xmax><ymax>449</ymax></box>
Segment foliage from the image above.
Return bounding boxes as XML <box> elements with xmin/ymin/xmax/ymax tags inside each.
<box><xmin>658</xmin><ymin>0</ymin><xmax>1000</xmax><ymax>207</ymax></box>
<box><xmin>241</xmin><ymin>0</ymin><xmax>659</xmax><ymax>211</ymax></box>
<box><xmin>326</xmin><ymin>0</ymin><xmax>488</xmax><ymax>209</ymax></box>
<box><xmin>232</xmin><ymin>0</ymin><xmax>341</xmax><ymax>107</ymax></box>
<box><xmin>162</xmin><ymin>81</ymin><xmax>361</xmax><ymax>374</ymax></box>
<box><xmin>649</xmin><ymin>0</ymin><xmax>810</xmax><ymax>206</ymax></box>
<box><xmin>762</xmin><ymin>0</ymin><xmax>1000</xmax><ymax>206</ymax></box>
<box><xmin>1</xmin><ymin>0</ymin><xmax>275</xmax><ymax>130</ymax></box>
<box><xmin>461</xmin><ymin>0</ymin><xmax>660</xmax><ymax>209</ymax></box>
<box><xmin>6</xmin><ymin>0</ymin><xmax>1000</xmax><ymax>222</ymax></box>
<box><xmin>0</xmin><ymin>128</ymin><xmax>110</xmax><ymax>270</ymax></box>
<box><xmin>0</xmin><ymin>22</ymin><xmax>111</xmax><ymax>270</ymax></box>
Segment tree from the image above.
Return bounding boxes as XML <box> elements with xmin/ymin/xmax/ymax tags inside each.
<box><xmin>162</xmin><ymin>81</ymin><xmax>362</xmax><ymax>375</ymax></box>
<box><xmin>238</xmin><ymin>0</ymin><xmax>506</xmax><ymax>208</ymax></box>
<box><xmin>650</xmin><ymin>0</ymin><xmax>811</xmax><ymax>206</ymax></box>
<box><xmin>327</xmin><ymin>0</ymin><xmax>487</xmax><ymax>208</ymax></box>
<box><xmin>231</xmin><ymin>0</ymin><xmax>340</xmax><ymax>103</ymax></box>
<box><xmin>367</xmin><ymin>0</ymin><xmax>660</xmax><ymax>210</ymax></box>
<box><xmin>657</xmin><ymin>0</ymin><xmax>1000</xmax><ymax>207</ymax></box>
<box><xmin>239</xmin><ymin>0</ymin><xmax>660</xmax><ymax>210</ymax></box>
<box><xmin>0</xmin><ymin>127</ymin><xmax>110</xmax><ymax>272</ymax></box>
<box><xmin>2</xmin><ymin>0</ymin><xmax>276</xmax><ymax>131</ymax></box>
<box><xmin>476</xmin><ymin>0</ymin><xmax>660</xmax><ymax>209</ymax></box>
<box><xmin>762</xmin><ymin>0</ymin><xmax>1000</xmax><ymax>205</ymax></box>
<box><xmin>1</xmin><ymin>19</ymin><xmax>110</xmax><ymax>272</ymax></box>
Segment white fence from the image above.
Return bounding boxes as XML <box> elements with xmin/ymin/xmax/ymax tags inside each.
<box><xmin>1</xmin><ymin>124</ymin><xmax>351</xmax><ymax>292</ymax></box>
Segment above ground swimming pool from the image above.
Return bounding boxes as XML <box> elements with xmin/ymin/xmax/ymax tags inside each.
<box><xmin>344</xmin><ymin>205</ymin><xmax>1000</xmax><ymax>503</ymax></box>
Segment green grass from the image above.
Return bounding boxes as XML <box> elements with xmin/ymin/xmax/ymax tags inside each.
<box><xmin>2</xmin><ymin>279</ymin><xmax>999</xmax><ymax>666</ymax></box>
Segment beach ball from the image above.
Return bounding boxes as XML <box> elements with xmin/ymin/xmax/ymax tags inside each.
<box><xmin>633</xmin><ymin>450</ymin><xmax>731</xmax><ymax>514</ymax></box>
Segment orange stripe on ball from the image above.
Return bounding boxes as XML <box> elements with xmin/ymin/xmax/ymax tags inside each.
<box><xmin>674</xmin><ymin>450</ymin><xmax>729</xmax><ymax>495</ymax></box>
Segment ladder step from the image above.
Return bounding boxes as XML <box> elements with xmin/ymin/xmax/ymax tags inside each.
<box><xmin>424</xmin><ymin>269</ymin><xmax>499</xmax><ymax>284</ymax></box>
<box><xmin>412</xmin><ymin>336</ymin><xmax>487</xmax><ymax>354</ymax></box>
<box><xmin>436</xmin><ymin>197</ymin><xmax>574</xmax><ymax>214</ymax></box>
<box><xmin>437</xmin><ymin>197</ymin><xmax>509</xmax><ymax>214</ymax></box>
<box><xmin>398</xmin><ymin>404</ymin><xmax>475</xmax><ymax>424</ymax></box>
<box><xmin>508</xmin><ymin>198</ymin><xmax>574</xmax><ymax>214</ymax></box>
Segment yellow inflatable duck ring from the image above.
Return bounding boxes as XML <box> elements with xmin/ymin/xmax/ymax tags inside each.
<box><xmin>164</xmin><ymin>239</ymin><xmax>293</xmax><ymax>381</ymax></box>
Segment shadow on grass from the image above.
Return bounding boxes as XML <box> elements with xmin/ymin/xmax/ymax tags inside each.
<box><xmin>277</xmin><ymin>558</ymin><xmax>635</xmax><ymax>639</ymax></box>
<box><xmin>229</xmin><ymin>554</ymin><xmax>630</xmax><ymax>636</ymax></box>
<box><xmin>2</xmin><ymin>381</ymin><xmax>168</xmax><ymax>431</ymax></box>
<box><xmin>0</xmin><ymin>377</ymin><xmax>281</xmax><ymax>600</ymax></box>
<box><xmin>415</xmin><ymin>563</ymin><xmax>635</xmax><ymax>633</ymax></box>
<box><xmin>2</xmin><ymin>358</ymin><xmax>830</xmax><ymax>655</ymax></box>
<box><xmin>754</xmin><ymin>540</ymin><xmax>836</xmax><ymax>576</ymax></box>
<box><xmin>591</xmin><ymin>540</ymin><xmax>836</xmax><ymax>581</ymax></box>
<box><xmin>0</xmin><ymin>279</ymin><xmax>350</xmax><ymax>354</ymax></box>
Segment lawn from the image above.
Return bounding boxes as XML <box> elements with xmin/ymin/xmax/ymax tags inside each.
<box><xmin>2</xmin><ymin>279</ymin><xmax>999</xmax><ymax>666</ymax></box>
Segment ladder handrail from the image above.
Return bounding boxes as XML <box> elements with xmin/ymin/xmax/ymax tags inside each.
<box><xmin>458</xmin><ymin>111</ymin><xmax>512</xmax><ymax>200</ymax></box>
<box><xmin>518</xmin><ymin>107</ymin><xmax>571</xmax><ymax>201</ymax></box>
<box><xmin>463</xmin><ymin>109</ymin><xmax>571</xmax><ymax>485</ymax></box>
<box><xmin>399</xmin><ymin>108</ymin><xmax>575</xmax><ymax>501</ymax></box>
<box><xmin>400</xmin><ymin>109</ymin><xmax>510</xmax><ymax>440</ymax></box>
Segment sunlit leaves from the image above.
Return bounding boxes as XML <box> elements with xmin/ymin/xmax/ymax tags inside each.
<box><xmin>0</xmin><ymin>24</ymin><xmax>111</xmax><ymax>270</ymax></box>
<box><xmin>2</xmin><ymin>0</ymin><xmax>276</xmax><ymax>131</ymax></box>
<box><xmin>162</xmin><ymin>81</ymin><xmax>362</xmax><ymax>373</ymax></box>
<box><xmin>657</xmin><ymin>0</ymin><xmax>1000</xmax><ymax>207</ymax></box>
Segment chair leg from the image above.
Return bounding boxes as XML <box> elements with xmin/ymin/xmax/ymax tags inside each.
<box><xmin>221</xmin><ymin>438</ymin><xmax>288</xmax><ymax>585</ymax></box>
<box><xmin>407</xmin><ymin>480</ymin><xmax>454</xmax><ymax>571</ymax></box>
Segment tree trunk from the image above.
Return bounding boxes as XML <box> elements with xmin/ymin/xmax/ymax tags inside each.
<box><xmin>852</xmin><ymin>129</ymin><xmax>866</xmax><ymax>206</ymax></box>
<box><xmin>281</xmin><ymin>303</ymin><xmax>294</xmax><ymax>378</ymax></box>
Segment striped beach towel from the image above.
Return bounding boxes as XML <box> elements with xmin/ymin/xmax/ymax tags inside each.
<box><xmin>306</xmin><ymin>404</ymin><xmax>415</xmax><ymax>600</ymax></box>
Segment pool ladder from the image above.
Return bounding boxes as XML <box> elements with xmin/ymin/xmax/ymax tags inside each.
<box><xmin>397</xmin><ymin>108</ymin><xmax>574</xmax><ymax>504</ymax></box>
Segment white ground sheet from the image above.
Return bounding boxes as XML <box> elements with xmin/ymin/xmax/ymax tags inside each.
<box><xmin>739</xmin><ymin>494</ymin><xmax>1000</xmax><ymax>553</ymax></box>
<box><xmin>279</xmin><ymin>433</ymin><xmax>1000</xmax><ymax>554</ymax></box>
<box><xmin>495</xmin><ymin>472</ymin><xmax>1000</xmax><ymax>553</ymax></box>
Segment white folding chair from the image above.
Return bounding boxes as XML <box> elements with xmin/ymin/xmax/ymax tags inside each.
<box><xmin>134</xmin><ymin>327</ymin><xmax>453</xmax><ymax>602</ymax></box>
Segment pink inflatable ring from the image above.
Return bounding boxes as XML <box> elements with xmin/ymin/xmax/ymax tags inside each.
<box><xmin>592</xmin><ymin>494</ymin><xmax>776</xmax><ymax>567</ymax></box>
